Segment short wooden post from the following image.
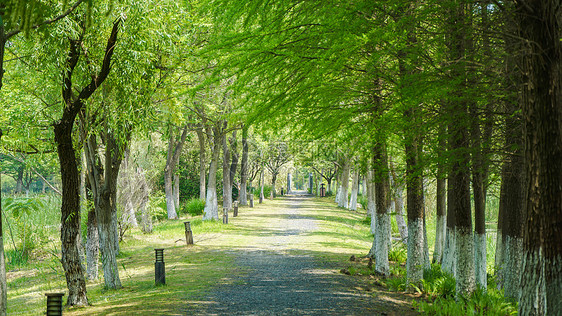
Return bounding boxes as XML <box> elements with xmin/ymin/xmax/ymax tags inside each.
<box><xmin>184</xmin><ymin>221</ymin><xmax>193</xmax><ymax>245</ymax></box>
<box><xmin>249</xmin><ymin>194</ymin><xmax>254</xmax><ymax>208</ymax></box>
<box><xmin>223</xmin><ymin>207</ymin><xmax>229</xmax><ymax>224</ymax></box>
<box><xmin>233</xmin><ymin>201</ymin><xmax>239</xmax><ymax>217</ymax></box>
<box><xmin>155</xmin><ymin>248</ymin><xmax>165</xmax><ymax>285</ymax></box>
<box><xmin>45</xmin><ymin>293</ymin><xmax>64</xmax><ymax>316</ymax></box>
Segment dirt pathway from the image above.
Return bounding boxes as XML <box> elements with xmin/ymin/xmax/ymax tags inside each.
<box><xmin>185</xmin><ymin>193</ymin><xmax>418</xmax><ymax>315</ymax></box>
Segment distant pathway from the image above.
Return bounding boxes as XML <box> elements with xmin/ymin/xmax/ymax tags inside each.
<box><xmin>185</xmin><ymin>192</ymin><xmax>414</xmax><ymax>315</ymax></box>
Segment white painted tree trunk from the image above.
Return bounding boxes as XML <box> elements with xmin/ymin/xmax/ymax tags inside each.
<box><xmin>222</xmin><ymin>134</ymin><xmax>232</xmax><ymax>211</ymax></box>
<box><xmin>442</xmin><ymin>227</ymin><xmax>456</xmax><ymax>277</ymax></box>
<box><xmin>164</xmin><ymin>170</ymin><xmax>178</xmax><ymax>219</ymax></box>
<box><xmin>173</xmin><ymin>173</ymin><xmax>180</xmax><ymax>211</ymax></box>
<box><xmin>433</xmin><ymin>214</ymin><xmax>446</xmax><ymax>264</ymax></box>
<box><xmin>203</xmin><ymin>136</ymin><xmax>220</xmax><ymax>221</ymax></box>
<box><xmin>474</xmin><ymin>232</ymin><xmax>487</xmax><ymax>290</ymax></box>
<box><xmin>367</xmin><ymin>170</ymin><xmax>376</xmax><ymax>235</ymax></box>
<box><xmin>338</xmin><ymin>160</ymin><xmax>350</xmax><ymax>208</ymax></box>
<box><xmin>349</xmin><ymin>170</ymin><xmax>359</xmax><ymax>211</ymax></box>
<box><xmin>259</xmin><ymin>168</ymin><xmax>264</xmax><ymax>204</ymax></box>
<box><xmin>407</xmin><ymin>218</ymin><xmax>424</xmax><ymax>286</ymax></box>
<box><xmin>494</xmin><ymin>230</ymin><xmax>504</xmax><ymax>288</ymax></box>
<box><xmin>196</xmin><ymin>128</ymin><xmax>206</xmax><ymax>201</ymax></box>
<box><xmin>98</xmin><ymin>219</ymin><xmax>121</xmax><ymax>289</ymax></box>
<box><xmin>335</xmin><ymin>184</ymin><xmax>341</xmax><ymax>204</ymax></box>
<box><xmin>374</xmin><ymin>212</ymin><xmax>390</xmax><ymax>275</ymax></box>
<box><xmin>361</xmin><ymin>177</ymin><xmax>366</xmax><ymax>196</ymax></box>
<box><xmin>123</xmin><ymin>200</ymin><xmax>138</xmax><ymax>227</ymax></box>
<box><xmin>393</xmin><ymin>184</ymin><xmax>408</xmax><ymax>244</ymax></box>
<box><xmin>455</xmin><ymin>226</ymin><xmax>475</xmax><ymax>299</ymax></box>
<box><xmin>86</xmin><ymin>209</ymin><xmax>99</xmax><ymax>280</ymax></box>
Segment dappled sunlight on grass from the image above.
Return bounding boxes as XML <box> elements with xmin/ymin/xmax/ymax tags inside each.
<box><xmin>7</xmin><ymin>194</ymin><xmax>380</xmax><ymax>314</ymax></box>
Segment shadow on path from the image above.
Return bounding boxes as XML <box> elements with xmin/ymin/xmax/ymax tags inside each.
<box><xmin>184</xmin><ymin>193</ymin><xmax>417</xmax><ymax>315</ymax></box>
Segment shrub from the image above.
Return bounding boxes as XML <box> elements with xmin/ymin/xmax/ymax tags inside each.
<box><xmin>357</xmin><ymin>195</ymin><xmax>368</xmax><ymax>210</ymax></box>
<box><xmin>181</xmin><ymin>198</ymin><xmax>205</xmax><ymax>216</ymax></box>
<box><xmin>253</xmin><ymin>185</ymin><xmax>272</xmax><ymax>199</ymax></box>
<box><xmin>148</xmin><ymin>194</ymin><xmax>168</xmax><ymax>221</ymax></box>
<box><xmin>388</xmin><ymin>243</ymin><xmax>407</xmax><ymax>264</ymax></box>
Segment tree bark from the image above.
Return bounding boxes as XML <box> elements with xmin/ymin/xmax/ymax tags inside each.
<box><xmin>222</xmin><ymin>132</ymin><xmax>232</xmax><ymax>210</ymax></box>
<box><xmin>433</xmin><ymin>132</ymin><xmax>447</xmax><ymax>265</ymax></box>
<box><xmin>259</xmin><ymin>167</ymin><xmax>264</xmax><ymax>203</ymax></box>
<box><xmin>203</xmin><ymin>126</ymin><xmax>222</xmax><ymax>220</ymax></box>
<box><xmin>239</xmin><ymin>130</ymin><xmax>248</xmax><ymax>205</ymax></box>
<box><xmin>349</xmin><ymin>169</ymin><xmax>359</xmax><ymax>211</ymax></box>
<box><xmin>85</xmin><ymin>196</ymin><xmax>99</xmax><ymax>281</ymax></box>
<box><xmin>229</xmin><ymin>131</ymin><xmax>239</xmax><ymax>202</ymax></box>
<box><xmin>366</xmin><ymin>169</ymin><xmax>376</xmax><ymax>235</ymax></box>
<box><xmin>55</xmin><ymin>119</ymin><xmax>88</xmax><ymax>306</ymax></box>
<box><xmin>517</xmin><ymin>1</ymin><xmax>562</xmax><ymax>314</ymax></box>
<box><xmin>368</xmin><ymin>142</ymin><xmax>391</xmax><ymax>276</ymax></box>
<box><xmin>164</xmin><ymin>125</ymin><xmax>189</xmax><ymax>220</ymax></box>
<box><xmin>196</xmin><ymin>127</ymin><xmax>207</xmax><ymax>201</ymax></box>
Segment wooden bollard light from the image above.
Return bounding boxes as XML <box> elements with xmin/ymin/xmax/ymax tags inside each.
<box><xmin>233</xmin><ymin>201</ymin><xmax>239</xmax><ymax>217</ymax></box>
<box><xmin>223</xmin><ymin>207</ymin><xmax>229</xmax><ymax>224</ymax></box>
<box><xmin>155</xmin><ymin>248</ymin><xmax>165</xmax><ymax>285</ymax></box>
<box><xmin>45</xmin><ymin>293</ymin><xmax>64</xmax><ymax>316</ymax></box>
<box><xmin>184</xmin><ymin>221</ymin><xmax>193</xmax><ymax>245</ymax></box>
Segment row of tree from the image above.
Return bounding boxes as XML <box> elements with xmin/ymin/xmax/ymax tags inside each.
<box><xmin>1</xmin><ymin>0</ymin><xmax>561</xmax><ymax>315</ymax></box>
<box><xmin>201</xmin><ymin>0</ymin><xmax>562</xmax><ymax>314</ymax></box>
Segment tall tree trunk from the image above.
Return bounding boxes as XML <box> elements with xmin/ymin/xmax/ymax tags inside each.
<box><xmin>366</xmin><ymin>169</ymin><xmax>376</xmax><ymax>235</ymax></box>
<box><xmin>349</xmin><ymin>170</ymin><xmax>359</xmax><ymax>211</ymax></box>
<box><xmin>287</xmin><ymin>173</ymin><xmax>292</xmax><ymax>194</ymax></box>
<box><xmin>196</xmin><ymin>127</ymin><xmax>207</xmax><ymax>201</ymax></box>
<box><xmin>239</xmin><ymin>130</ymin><xmax>249</xmax><ymax>205</ymax></box>
<box><xmin>82</xmin><ymin>130</ymin><xmax>126</xmax><ymax>290</ymax></box>
<box><xmin>433</xmin><ymin>133</ymin><xmax>447</xmax><ymax>264</ymax></box>
<box><xmin>390</xmin><ymin>170</ymin><xmax>408</xmax><ymax>244</ymax></box>
<box><xmin>222</xmin><ymin>132</ymin><xmax>232</xmax><ymax>210</ymax></box>
<box><xmin>165</xmin><ymin>126</ymin><xmax>189</xmax><ymax>220</ymax></box>
<box><xmin>271</xmin><ymin>174</ymin><xmax>277</xmax><ymax>198</ymax></box>
<box><xmin>55</xmin><ymin>121</ymin><xmax>88</xmax><ymax>306</ymax></box>
<box><xmin>86</xmin><ymin>206</ymin><xmax>99</xmax><ymax>281</ymax></box>
<box><xmin>466</xmin><ymin>5</ymin><xmax>487</xmax><ymax>291</ymax></box>
<box><xmin>404</xmin><ymin>116</ymin><xmax>424</xmax><ymax>288</ymax></box>
<box><xmin>229</xmin><ymin>131</ymin><xmax>239</xmax><ymax>195</ymax></box>
<box><xmin>173</xmin><ymin>173</ymin><xmax>180</xmax><ymax>211</ymax></box>
<box><xmin>54</xmin><ymin>21</ymin><xmax>119</xmax><ymax>305</ymax></box>
<box><xmin>203</xmin><ymin>126</ymin><xmax>221</xmax><ymax>220</ymax></box>
<box><xmin>259</xmin><ymin>167</ymin><xmax>264</xmax><ymax>204</ymax></box>
<box><xmin>338</xmin><ymin>158</ymin><xmax>350</xmax><ymax>208</ymax></box>
<box><xmin>496</xmin><ymin>4</ymin><xmax>524</xmax><ymax>300</ymax></box>
<box><xmin>368</xmin><ymin>142</ymin><xmax>391</xmax><ymax>276</ymax></box>
<box><xmin>517</xmin><ymin>1</ymin><xmax>562</xmax><ymax>314</ymax></box>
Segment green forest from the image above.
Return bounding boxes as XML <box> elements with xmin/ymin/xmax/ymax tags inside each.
<box><xmin>0</xmin><ymin>0</ymin><xmax>560</xmax><ymax>315</ymax></box>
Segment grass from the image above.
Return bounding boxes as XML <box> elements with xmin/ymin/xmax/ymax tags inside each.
<box><xmin>4</xmin><ymin>193</ymin><xmax>383</xmax><ymax>315</ymax></box>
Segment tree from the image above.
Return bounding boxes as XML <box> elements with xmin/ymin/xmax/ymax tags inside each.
<box><xmin>164</xmin><ymin>125</ymin><xmax>188</xmax><ymax>219</ymax></box>
<box><xmin>53</xmin><ymin>18</ymin><xmax>120</xmax><ymax>306</ymax></box>
<box><xmin>516</xmin><ymin>1</ymin><xmax>562</xmax><ymax>314</ymax></box>
<box><xmin>264</xmin><ymin>141</ymin><xmax>291</xmax><ymax>198</ymax></box>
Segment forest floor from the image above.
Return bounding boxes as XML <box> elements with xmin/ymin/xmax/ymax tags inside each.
<box><xmin>7</xmin><ymin>192</ymin><xmax>422</xmax><ymax>315</ymax></box>
<box><xmin>183</xmin><ymin>192</ymin><xmax>420</xmax><ymax>315</ymax></box>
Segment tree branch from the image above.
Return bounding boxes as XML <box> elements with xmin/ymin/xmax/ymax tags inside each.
<box><xmin>5</xmin><ymin>0</ymin><xmax>86</xmax><ymax>39</ymax></box>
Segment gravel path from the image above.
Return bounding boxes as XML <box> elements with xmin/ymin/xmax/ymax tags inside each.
<box><xmin>185</xmin><ymin>193</ymin><xmax>413</xmax><ymax>315</ymax></box>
